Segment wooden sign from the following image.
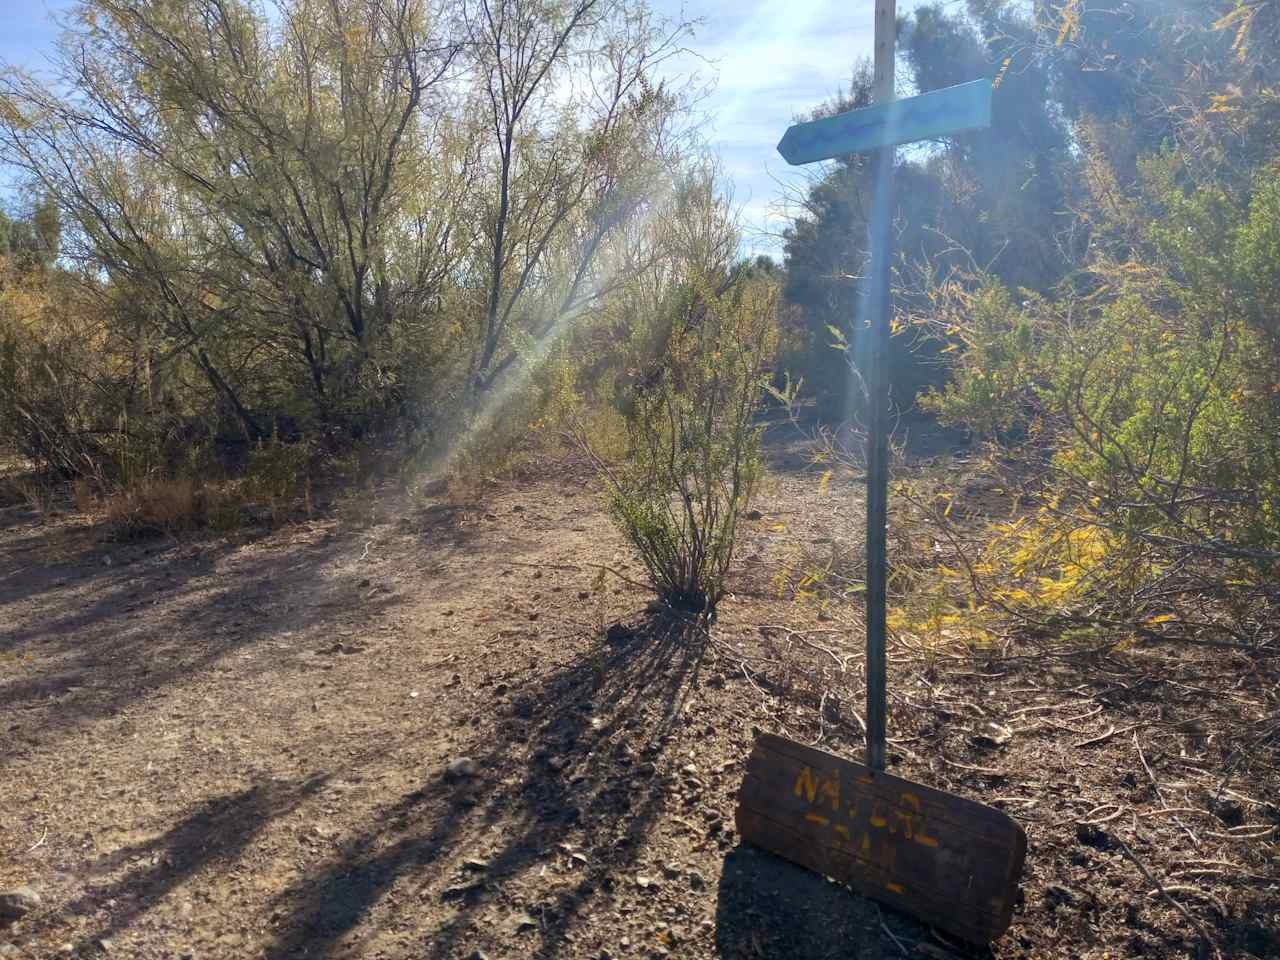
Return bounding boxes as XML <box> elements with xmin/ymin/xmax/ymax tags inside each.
<box><xmin>735</xmin><ymin>734</ymin><xmax>1027</xmax><ymax>943</ymax></box>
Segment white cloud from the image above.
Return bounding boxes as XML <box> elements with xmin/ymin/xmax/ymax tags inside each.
<box><xmin>648</xmin><ymin>0</ymin><xmax>887</xmax><ymax>255</ymax></box>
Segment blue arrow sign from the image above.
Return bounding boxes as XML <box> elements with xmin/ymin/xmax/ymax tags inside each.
<box><xmin>777</xmin><ymin>78</ymin><xmax>992</xmax><ymax>166</ymax></box>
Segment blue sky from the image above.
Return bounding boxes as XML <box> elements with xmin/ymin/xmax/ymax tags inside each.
<box><xmin>0</xmin><ymin>0</ymin><xmax>72</xmax><ymax>76</ymax></box>
<box><xmin>0</xmin><ymin>0</ymin><xmax>909</xmax><ymax>253</ymax></box>
<box><xmin>648</xmin><ymin>0</ymin><xmax>885</xmax><ymax>251</ymax></box>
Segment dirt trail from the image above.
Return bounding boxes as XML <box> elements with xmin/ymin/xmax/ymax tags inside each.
<box><xmin>1</xmin><ymin>444</ymin><xmax>1276</xmax><ymax>960</ymax></box>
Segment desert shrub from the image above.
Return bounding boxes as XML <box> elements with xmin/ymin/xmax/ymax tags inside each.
<box><xmin>242</xmin><ymin>436</ymin><xmax>314</xmax><ymax>522</ymax></box>
<box><xmin>0</xmin><ymin>256</ymin><xmax>122</xmax><ymax>479</ymax></box>
<box><xmin>101</xmin><ymin>477</ymin><xmax>203</xmax><ymax>539</ymax></box>
<box><xmin>101</xmin><ymin>477</ymin><xmax>246</xmax><ymax>539</ymax></box>
<box><xmin>589</xmin><ymin>273</ymin><xmax>779</xmax><ymax>620</ymax></box>
<box><xmin>910</xmin><ymin>156</ymin><xmax>1280</xmax><ymax>643</ymax></box>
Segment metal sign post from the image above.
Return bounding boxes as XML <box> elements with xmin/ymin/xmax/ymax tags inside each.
<box><xmin>863</xmin><ymin>0</ymin><xmax>896</xmax><ymax>774</ymax></box>
<box><xmin>775</xmin><ymin>6</ymin><xmax>992</xmax><ymax>772</ymax></box>
<box><xmin>740</xmin><ymin>28</ymin><xmax>1024</xmax><ymax>941</ymax></box>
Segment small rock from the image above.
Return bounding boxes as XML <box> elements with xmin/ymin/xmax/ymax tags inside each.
<box><xmin>547</xmin><ymin>755</ymin><xmax>567</xmax><ymax>772</ymax></box>
<box><xmin>505</xmin><ymin>912</ymin><xmax>539</xmax><ymax>935</ymax></box>
<box><xmin>660</xmin><ymin>862</ymin><xmax>682</xmax><ymax>879</ymax></box>
<box><xmin>0</xmin><ymin>945</ymin><xmax>20</xmax><ymax>958</ymax></box>
<box><xmin>570</xmin><ymin>853</ymin><xmax>589</xmax><ymax>867</ymax></box>
<box><xmin>469</xmin><ymin>951</ymin><xmax>490</xmax><ymax>960</ymax></box>
<box><xmin>1210</xmin><ymin>798</ymin><xmax>1245</xmax><ymax>827</ymax></box>
<box><xmin>636</xmin><ymin>761</ymin><xmax>657</xmax><ymax>777</ymax></box>
<box><xmin>745</xmin><ymin>509</ymin><xmax>763</xmax><ymax>521</ymax></box>
<box><xmin>441</xmin><ymin>882</ymin><xmax>484</xmax><ymax>901</ymax></box>
<box><xmin>578</xmin><ymin>591</ymin><xmax>591</xmax><ymax>600</ymax></box>
<box><xmin>358</xmin><ymin>578</ymin><xmax>371</xmax><ymax>588</ymax></box>
<box><xmin>96</xmin><ymin>938</ymin><xmax>114</xmax><ymax>953</ymax></box>
<box><xmin>462</xmin><ymin>858</ymin><xmax>490</xmax><ymax>873</ymax></box>
<box><xmin>635</xmin><ymin>875</ymin><xmax>661</xmax><ymax>891</ymax></box>
<box><xmin>1075</xmin><ymin>822</ymin><xmax>1113</xmax><ymax>850</ymax></box>
<box><xmin>605</xmin><ymin>623</ymin><xmax>634</xmax><ymax>645</ymax></box>
<box><xmin>970</xmin><ymin>722</ymin><xmax>1012</xmax><ymax>750</ymax></box>
<box><xmin>0</xmin><ymin>886</ymin><xmax>40</xmax><ymax>920</ymax></box>
<box><xmin>687</xmin><ymin>871</ymin><xmax>706</xmax><ymax>889</ymax></box>
<box><xmin>1044</xmin><ymin>882</ymin><xmax>1076</xmax><ymax>906</ymax></box>
<box><xmin>680</xmin><ymin>764</ymin><xmax>699</xmax><ymax>777</ymax></box>
<box><xmin>446</xmin><ymin>757</ymin><xmax>478</xmax><ymax>780</ymax></box>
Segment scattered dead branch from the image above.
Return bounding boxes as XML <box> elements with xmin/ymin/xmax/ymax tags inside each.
<box><xmin>1112</xmin><ymin>833</ymin><xmax>1222</xmax><ymax>960</ymax></box>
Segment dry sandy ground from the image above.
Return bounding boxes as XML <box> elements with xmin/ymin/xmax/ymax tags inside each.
<box><xmin>1</xmin><ymin>444</ymin><xmax>1277</xmax><ymax>960</ymax></box>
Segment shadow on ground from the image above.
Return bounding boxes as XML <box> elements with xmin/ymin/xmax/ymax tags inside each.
<box><xmin>714</xmin><ymin>842</ymin><xmax>1008</xmax><ymax>960</ymax></box>
<box><xmin>262</xmin><ymin>609</ymin><xmax>709</xmax><ymax>960</ymax></box>
<box><xmin>713</xmin><ymin>844</ymin><xmax>880</xmax><ymax>960</ymax></box>
<box><xmin>49</xmin><ymin>776</ymin><xmax>330</xmax><ymax>950</ymax></box>
<box><xmin>0</xmin><ymin>528</ymin><xmax>410</xmax><ymax>768</ymax></box>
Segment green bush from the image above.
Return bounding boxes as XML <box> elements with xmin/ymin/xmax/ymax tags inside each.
<box><xmin>921</xmin><ymin>157</ymin><xmax>1280</xmax><ymax>586</ymax></box>
<box><xmin>591</xmin><ymin>273</ymin><xmax>779</xmax><ymax>621</ymax></box>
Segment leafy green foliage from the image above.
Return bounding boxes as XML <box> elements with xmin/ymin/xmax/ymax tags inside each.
<box><xmin>0</xmin><ymin>0</ymin><xmax>697</xmax><ymax>483</ymax></box>
<box><xmin>594</xmin><ymin>274</ymin><xmax>779</xmax><ymax>619</ymax></box>
<box><xmin>922</xmin><ymin>160</ymin><xmax>1280</xmax><ymax>594</ymax></box>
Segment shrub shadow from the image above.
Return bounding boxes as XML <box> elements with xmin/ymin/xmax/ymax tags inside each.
<box><xmin>263</xmin><ymin>609</ymin><xmax>709</xmax><ymax>960</ymax></box>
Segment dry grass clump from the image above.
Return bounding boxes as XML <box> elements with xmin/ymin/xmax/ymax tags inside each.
<box><xmin>98</xmin><ymin>478</ymin><xmax>233</xmax><ymax>539</ymax></box>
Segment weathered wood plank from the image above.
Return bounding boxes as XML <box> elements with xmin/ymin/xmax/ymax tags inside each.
<box><xmin>734</xmin><ymin>733</ymin><xmax>1027</xmax><ymax>943</ymax></box>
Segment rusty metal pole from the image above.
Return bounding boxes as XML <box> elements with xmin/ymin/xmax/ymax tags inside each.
<box><xmin>864</xmin><ymin>0</ymin><xmax>896</xmax><ymax>772</ymax></box>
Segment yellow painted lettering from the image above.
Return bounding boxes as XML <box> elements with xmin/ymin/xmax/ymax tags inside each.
<box><xmin>898</xmin><ymin>792</ymin><xmax>939</xmax><ymax>848</ymax></box>
<box><xmin>794</xmin><ymin>766</ymin><xmax>819</xmax><ymax>804</ymax></box>
<box><xmin>893</xmin><ymin>795</ymin><xmax>915</xmax><ymax>839</ymax></box>
<box><xmin>886</xmin><ymin>881</ymin><xmax>905</xmax><ymax>895</ymax></box>
<box><xmin>820</xmin><ymin>775</ymin><xmax>840</xmax><ymax>812</ymax></box>
<box><xmin>869</xmin><ymin>801</ymin><xmax>888</xmax><ymax>829</ymax></box>
<box><xmin>805</xmin><ymin>812</ymin><xmax>830</xmax><ymax>827</ymax></box>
